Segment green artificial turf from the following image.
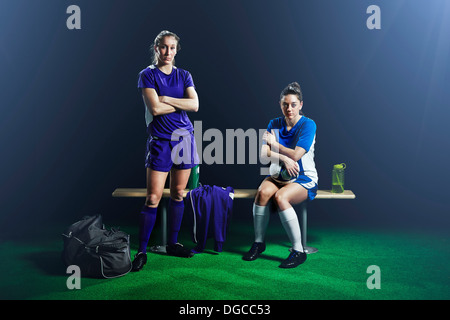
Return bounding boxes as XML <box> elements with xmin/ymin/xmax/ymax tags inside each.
<box><xmin>1</xmin><ymin>220</ymin><xmax>448</xmax><ymax>300</ymax></box>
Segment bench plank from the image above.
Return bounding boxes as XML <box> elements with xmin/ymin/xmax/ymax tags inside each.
<box><xmin>112</xmin><ymin>188</ymin><xmax>355</xmax><ymax>199</ymax></box>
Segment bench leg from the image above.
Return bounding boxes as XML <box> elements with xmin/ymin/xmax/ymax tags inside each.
<box><xmin>300</xmin><ymin>202</ymin><xmax>318</xmax><ymax>254</ymax></box>
<box><xmin>150</xmin><ymin>198</ymin><xmax>168</xmax><ymax>253</ymax></box>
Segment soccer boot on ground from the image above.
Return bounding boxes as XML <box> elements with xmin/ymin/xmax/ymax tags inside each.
<box><xmin>242</xmin><ymin>242</ymin><xmax>266</xmax><ymax>261</ymax></box>
<box><xmin>166</xmin><ymin>243</ymin><xmax>195</xmax><ymax>258</ymax></box>
<box><xmin>279</xmin><ymin>248</ymin><xmax>307</xmax><ymax>268</ymax></box>
<box><xmin>131</xmin><ymin>252</ymin><xmax>148</xmax><ymax>271</ymax></box>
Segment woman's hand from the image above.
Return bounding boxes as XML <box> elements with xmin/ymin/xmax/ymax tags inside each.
<box><xmin>281</xmin><ymin>156</ymin><xmax>300</xmax><ymax>177</ymax></box>
<box><xmin>263</xmin><ymin>131</ymin><xmax>276</xmax><ymax>146</ymax></box>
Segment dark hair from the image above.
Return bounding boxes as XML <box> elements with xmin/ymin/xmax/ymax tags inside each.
<box><xmin>151</xmin><ymin>30</ymin><xmax>181</xmax><ymax>65</ymax></box>
<box><xmin>280</xmin><ymin>82</ymin><xmax>304</xmax><ymax>115</ymax></box>
<box><xmin>280</xmin><ymin>82</ymin><xmax>303</xmax><ymax>102</ymax></box>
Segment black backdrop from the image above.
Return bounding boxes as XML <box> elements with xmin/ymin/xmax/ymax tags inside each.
<box><xmin>1</xmin><ymin>0</ymin><xmax>449</xmax><ymax>237</ymax></box>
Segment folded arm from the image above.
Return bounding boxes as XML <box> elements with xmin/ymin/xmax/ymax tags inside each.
<box><xmin>262</xmin><ymin>131</ymin><xmax>306</xmax><ymax>177</ymax></box>
<box><xmin>159</xmin><ymin>86</ymin><xmax>199</xmax><ymax>112</ymax></box>
<box><xmin>262</xmin><ymin>130</ymin><xmax>306</xmax><ymax>161</ymax></box>
<box><xmin>141</xmin><ymin>88</ymin><xmax>177</xmax><ymax>116</ymax></box>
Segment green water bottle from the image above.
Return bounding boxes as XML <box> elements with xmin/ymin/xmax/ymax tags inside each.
<box><xmin>331</xmin><ymin>163</ymin><xmax>346</xmax><ymax>193</ymax></box>
<box><xmin>187</xmin><ymin>165</ymin><xmax>200</xmax><ymax>190</ymax></box>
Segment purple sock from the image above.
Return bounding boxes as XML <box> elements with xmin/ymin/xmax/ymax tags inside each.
<box><xmin>138</xmin><ymin>205</ymin><xmax>157</xmax><ymax>253</ymax></box>
<box><xmin>168</xmin><ymin>199</ymin><xmax>184</xmax><ymax>245</ymax></box>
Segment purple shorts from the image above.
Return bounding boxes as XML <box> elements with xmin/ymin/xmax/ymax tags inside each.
<box><xmin>145</xmin><ymin>133</ymin><xmax>199</xmax><ymax>172</ymax></box>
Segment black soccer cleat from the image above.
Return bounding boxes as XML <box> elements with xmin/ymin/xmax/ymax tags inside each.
<box><xmin>279</xmin><ymin>249</ymin><xmax>307</xmax><ymax>268</ymax></box>
<box><xmin>131</xmin><ymin>252</ymin><xmax>148</xmax><ymax>271</ymax></box>
<box><xmin>242</xmin><ymin>242</ymin><xmax>266</xmax><ymax>261</ymax></box>
<box><xmin>166</xmin><ymin>243</ymin><xmax>195</xmax><ymax>258</ymax></box>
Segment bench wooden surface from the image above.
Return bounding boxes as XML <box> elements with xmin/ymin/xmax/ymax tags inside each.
<box><xmin>112</xmin><ymin>188</ymin><xmax>356</xmax><ymax>199</ymax></box>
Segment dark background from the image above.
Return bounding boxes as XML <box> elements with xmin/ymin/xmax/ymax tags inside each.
<box><xmin>1</xmin><ymin>0</ymin><xmax>449</xmax><ymax>238</ymax></box>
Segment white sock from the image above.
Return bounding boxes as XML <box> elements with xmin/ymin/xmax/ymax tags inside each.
<box><xmin>278</xmin><ymin>207</ymin><xmax>304</xmax><ymax>252</ymax></box>
<box><xmin>253</xmin><ymin>203</ymin><xmax>270</xmax><ymax>243</ymax></box>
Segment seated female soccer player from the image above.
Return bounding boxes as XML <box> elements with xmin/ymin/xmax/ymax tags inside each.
<box><xmin>132</xmin><ymin>30</ymin><xmax>200</xmax><ymax>271</ymax></box>
<box><xmin>243</xmin><ymin>82</ymin><xmax>318</xmax><ymax>268</ymax></box>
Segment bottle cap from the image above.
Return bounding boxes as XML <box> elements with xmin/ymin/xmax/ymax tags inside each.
<box><xmin>333</xmin><ymin>163</ymin><xmax>346</xmax><ymax>170</ymax></box>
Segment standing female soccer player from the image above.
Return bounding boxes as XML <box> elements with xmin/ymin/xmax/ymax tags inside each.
<box><xmin>132</xmin><ymin>30</ymin><xmax>199</xmax><ymax>271</ymax></box>
<box><xmin>243</xmin><ymin>82</ymin><xmax>318</xmax><ymax>268</ymax></box>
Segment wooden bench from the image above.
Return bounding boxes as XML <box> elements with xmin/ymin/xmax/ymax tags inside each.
<box><xmin>112</xmin><ymin>188</ymin><xmax>356</xmax><ymax>254</ymax></box>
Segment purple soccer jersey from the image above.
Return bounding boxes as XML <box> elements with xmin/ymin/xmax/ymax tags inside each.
<box><xmin>186</xmin><ymin>185</ymin><xmax>234</xmax><ymax>253</ymax></box>
<box><xmin>138</xmin><ymin>65</ymin><xmax>195</xmax><ymax>140</ymax></box>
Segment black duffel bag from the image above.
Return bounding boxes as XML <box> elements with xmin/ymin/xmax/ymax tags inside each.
<box><xmin>62</xmin><ymin>215</ymin><xmax>132</xmax><ymax>278</ymax></box>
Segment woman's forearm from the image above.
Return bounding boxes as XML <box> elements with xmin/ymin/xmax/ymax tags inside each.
<box><xmin>261</xmin><ymin>145</ymin><xmax>300</xmax><ymax>177</ymax></box>
<box><xmin>271</xmin><ymin>141</ymin><xmax>304</xmax><ymax>161</ymax></box>
<box><xmin>160</xmin><ymin>96</ymin><xmax>199</xmax><ymax>112</ymax></box>
<box><xmin>261</xmin><ymin>145</ymin><xmax>289</xmax><ymax>164</ymax></box>
<box><xmin>261</xmin><ymin>143</ymin><xmax>305</xmax><ymax>164</ymax></box>
<box><xmin>271</xmin><ymin>142</ymin><xmax>300</xmax><ymax>161</ymax></box>
<box><xmin>142</xmin><ymin>88</ymin><xmax>177</xmax><ymax>116</ymax></box>
<box><xmin>149</xmin><ymin>101</ymin><xmax>177</xmax><ymax>116</ymax></box>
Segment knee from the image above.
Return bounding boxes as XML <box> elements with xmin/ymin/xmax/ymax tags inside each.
<box><xmin>255</xmin><ymin>188</ymin><xmax>273</xmax><ymax>205</ymax></box>
<box><xmin>145</xmin><ymin>193</ymin><xmax>161</xmax><ymax>207</ymax></box>
<box><xmin>273</xmin><ymin>191</ymin><xmax>288</xmax><ymax>207</ymax></box>
<box><xmin>170</xmin><ymin>189</ymin><xmax>184</xmax><ymax>202</ymax></box>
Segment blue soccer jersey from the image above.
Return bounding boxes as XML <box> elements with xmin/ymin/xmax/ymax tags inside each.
<box><xmin>138</xmin><ymin>65</ymin><xmax>195</xmax><ymax>139</ymax></box>
<box><xmin>266</xmin><ymin>116</ymin><xmax>318</xmax><ymax>189</ymax></box>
